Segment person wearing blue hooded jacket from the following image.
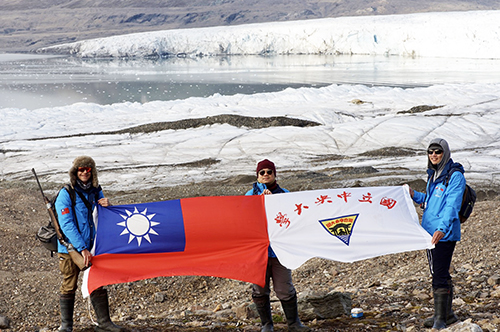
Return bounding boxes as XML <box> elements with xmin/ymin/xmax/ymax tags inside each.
<box><xmin>54</xmin><ymin>156</ymin><xmax>124</xmax><ymax>332</ymax></box>
<box><xmin>408</xmin><ymin>138</ymin><xmax>465</xmax><ymax>330</ymax></box>
<box><xmin>245</xmin><ymin>159</ymin><xmax>309</xmax><ymax>332</ymax></box>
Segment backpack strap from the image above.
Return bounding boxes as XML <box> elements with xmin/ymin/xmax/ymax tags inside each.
<box><xmin>62</xmin><ymin>184</ymin><xmax>80</xmax><ymax>233</ymax></box>
<box><xmin>63</xmin><ymin>184</ymin><xmax>76</xmax><ymax>205</ymax></box>
<box><xmin>444</xmin><ymin>168</ymin><xmax>463</xmax><ymax>187</ymax></box>
<box><xmin>75</xmin><ymin>190</ymin><xmax>93</xmax><ymax>213</ymax></box>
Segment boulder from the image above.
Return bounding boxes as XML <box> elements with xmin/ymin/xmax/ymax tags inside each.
<box><xmin>298</xmin><ymin>291</ymin><xmax>351</xmax><ymax>321</ymax></box>
<box><xmin>0</xmin><ymin>315</ymin><xmax>10</xmax><ymax>329</ymax></box>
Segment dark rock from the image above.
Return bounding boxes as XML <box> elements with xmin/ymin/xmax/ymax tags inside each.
<box><xmin>0</xmin><ymin>315</ymin><xmax>10</xmax><ymax>329</ymax></box>
<box><xmin>298</xmin><ymin>291</ymin><xmax>351</xmax><ymax>320</ymax></box>
<box><xmin>28</xmin><ymin>114</ymin><xmax>321</xmax><ymax>141</ymax></box>
<box><xmin>397</xmin><ymin>105</ymin><xmax>444</xmax><ymax>114</ymax></box>
<box><xmin>335</xmin><ymin>166</ymin><xmax>378</xmax><ymax>175</ymax></box>
<box><xmin>359</xmin><ymin>146</ymin><xmax>420</xmax><ymax>157</ymax></box>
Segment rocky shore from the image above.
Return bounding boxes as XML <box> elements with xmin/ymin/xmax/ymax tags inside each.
<box><xmin>0</xmin><ymin>170</ymin><xmax>499</xmax><ymax>331</ymax></box>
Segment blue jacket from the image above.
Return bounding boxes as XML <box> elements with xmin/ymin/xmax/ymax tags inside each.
<box><xmin>55</xmin><ymin>185</ymin><xmax>103</xmax><ymax>253</ymax></box>
<box><xmin>412</xmin><ymin>160</ymin><xmax>465</xmax><ymax>242</ymax></box>
<box><xmin>245</xmin><ymin>182</ymin><xmax>289</xmax><ymax>196</ymax></box>
<box><xmin>246</xmin><ymin>182</ymin><xmax>289</xmax><ymax>257</ymax></box>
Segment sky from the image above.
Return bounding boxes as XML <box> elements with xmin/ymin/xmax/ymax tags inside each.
<box><xmin>1</xmin><ymin>10</ymin><xmax>500</xmax><ymax>193</ymax></box>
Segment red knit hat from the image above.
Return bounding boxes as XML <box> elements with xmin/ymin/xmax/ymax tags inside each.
<box><xmin>256</xmin><ymin>159</ymin><xmax>276</xmax><ymax>175</ymax></box>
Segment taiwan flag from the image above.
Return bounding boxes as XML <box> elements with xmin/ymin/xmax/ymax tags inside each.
<box><xmin>82</xmin><ymin>195</ymin><xmax>269</xmax><ymax>297</ymax></box>
<box><xmin>83</xmin><ymin>186</ymin><xmax>433</xmax><ymax>297</ymax></box>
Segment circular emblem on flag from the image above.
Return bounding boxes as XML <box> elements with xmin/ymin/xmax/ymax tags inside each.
<box><xmin>117</xmin><ymin>207</ymin><xmax>160</xmax><ymax>246</ymax></box>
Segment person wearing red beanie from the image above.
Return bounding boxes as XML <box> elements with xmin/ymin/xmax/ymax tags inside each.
<box><xmin>246</xmin><ymin>160</ymin><xmax>310</xmax><ymax>332</ymax></box>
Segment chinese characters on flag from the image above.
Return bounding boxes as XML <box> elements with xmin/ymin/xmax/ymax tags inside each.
<box><xmin>265</xmin><ymin>186</ymin><xmax>432</xmax><ymax>269</ymax></box>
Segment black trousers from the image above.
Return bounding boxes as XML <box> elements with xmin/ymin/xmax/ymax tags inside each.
<box><xmin>252</xmin><ymin>257</ymin><xmax>296</xmax><ymax>301</ymax></box>
<box><xmin>427</xmin><ymin>241</ymin><xmax>456</xmax><ymax>289</ymax></box>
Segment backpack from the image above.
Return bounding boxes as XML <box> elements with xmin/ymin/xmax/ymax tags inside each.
<box><xmin>444</xmin><ymin>169</ymin><xmax>476</xmax><ymax>223</ymax></box>
<box><xmin>36</xmin><ymin>184</ymin><xmax>76</xmax><ymax>255</ymax></box>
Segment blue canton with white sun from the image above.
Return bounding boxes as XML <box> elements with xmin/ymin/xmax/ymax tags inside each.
<box><xmin>95</xmin><ymin>200</ymin><xmax>186</xmax><ymax>255</ymax></box>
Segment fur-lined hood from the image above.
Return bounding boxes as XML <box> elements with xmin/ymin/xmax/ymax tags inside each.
<box><xmin>69</xmin><ymin>156</ymin><xmax>99</xmax><ymax>188</ymax></box>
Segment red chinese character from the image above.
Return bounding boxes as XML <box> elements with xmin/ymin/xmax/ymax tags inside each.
<box><xmin>294</xmin><ymin>203</ymin><xmax>309</xmax><ymax>215</ymax></box>
<box><xmin>275</xmin><ymin>212</ymin><xmax>291</xmax><ymax>229</ymax></box>
<box><xmin>315</xmin><ymin>195</ymin><xmax>333</xmax><ymax>205</ymax></box>
<box><xmin>380</xmin><ymin>197</ymin><xmax>397</xmax><ymax>209</ymax></box>
<box><xmin>359</xmin><ymin>193</ymin><xmax>373</xmax><ymax>203</ymax></box>
<box><xmin>337</xmin><ymin>191</ymin><xmax>351</xmax><ymax>203</ymax></box>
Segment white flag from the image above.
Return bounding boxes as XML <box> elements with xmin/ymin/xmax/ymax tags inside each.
<box><xmin>264</xmin><ymin>185</ymin><xmax>432</xmax><ymax>269</ymax></box>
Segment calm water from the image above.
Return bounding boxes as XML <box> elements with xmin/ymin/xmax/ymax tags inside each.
<box><xmin>1</xmin><ymin>54</ymin><xmax>500</xmax><ymax>110</ymax></box>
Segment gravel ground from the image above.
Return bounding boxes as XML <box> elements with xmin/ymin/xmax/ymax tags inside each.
<box><xmin>1</xmin><ymin>170</ymin><xmax>499</xmax><ymax>332</ymax></box>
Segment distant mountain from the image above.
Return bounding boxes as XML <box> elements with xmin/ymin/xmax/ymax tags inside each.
<box><xmin>1</xmin><ymin>0</ymin><xmax>499</xmax><ymax>52</ymax></box>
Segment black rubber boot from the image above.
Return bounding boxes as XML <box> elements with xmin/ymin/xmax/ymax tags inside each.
<box><xmin>445</xmin><ymin>281</ymin><xmax>459</xmax><ymax>326</ymax></box>
<box><xmin>424</xmin><ymin>283</ymin><xmax>458</xmax><ymax>328</ymax></box>
<box><xmin>423</xmin><ymin>287</ymin><xmax>437</xmax><ymax>328</ymax></box>
<box><xmin>58</xmin><ymin>293</ymin><xmax>75</xmax><ymax>332</ymax></box>
<box><xmin>90</xmin><ymin>288</ymin><xmax>125</xmax><ymax>332</ymax></box>
<box><xmin>253</xmin><ymin>296</ymin><xmax>274</xmax><ymax>332</ymax></box>
<box><xmin>280</xmin><ymin>294</ymin><xmax>310</xmax><ymax>332</ymax></box>
<box><xmin>432</xmin><ymin>288</ymin><xmax>449</xmax><ymax>330</ymax></box>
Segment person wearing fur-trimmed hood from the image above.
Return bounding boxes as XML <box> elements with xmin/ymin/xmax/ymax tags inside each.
<box><xmin>54</xmin><ymin>156</ymin><xmax>125</xmax><ymax>332</ymax></box>
<box><xmin>408</xmin><ymin>139</ymin><xmax>465</xmax><ymax>330</ymax></box>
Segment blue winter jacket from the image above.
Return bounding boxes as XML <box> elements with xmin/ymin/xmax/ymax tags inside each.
<box><xmin>412</xmin><ymin>160</ymin><xmax>465</xmax><ymax>242</ymax></box>
<box><xmin>55</xmin><ymin>185</ymin><xmax>103</xmax><ymax>253</ymax></box>
<box><xmin>246</xmin><ymin>182</ymin><xmax>289</xmax><ymax>258</ymax></box>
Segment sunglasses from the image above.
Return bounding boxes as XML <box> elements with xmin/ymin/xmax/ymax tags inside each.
<box><xmin>259</xmin><ymin>170</ymin><xmax>273</xmax><ymax>176</ymax></box>
<box><xmin>427</xmin><ymin>149</ymin><xmax>443</xmax><ymax>155</ymax></box>
<box><xmin>78</xmin><ymin>167</ymin><xmax>92</xmax><ymax>173</ymax></box>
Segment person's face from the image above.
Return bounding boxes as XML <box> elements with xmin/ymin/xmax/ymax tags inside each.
<box><xmin>77</xmin><ymin>167</ymin><xmax>92</xmax><ymax>184</ymax></box>
<box><xmin>428</xmin><ymin>148</ymin><xmax>444</xmax><ymax>165</ymax></box>
<box><xmin>257</xmin><ymin>168</ymin><xmax>275</xmax><ymax>185</ymax></box>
